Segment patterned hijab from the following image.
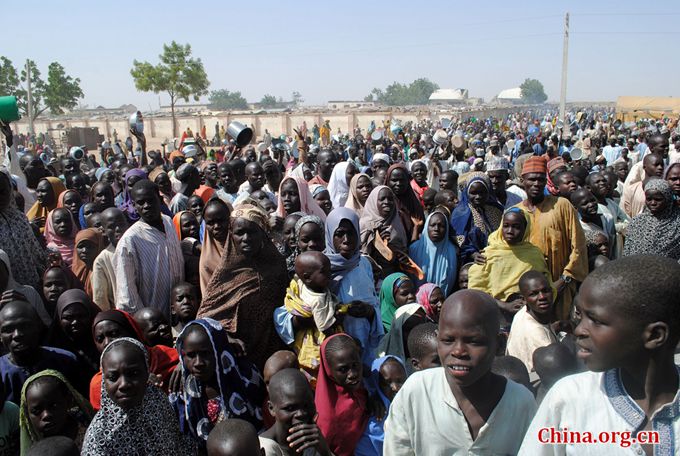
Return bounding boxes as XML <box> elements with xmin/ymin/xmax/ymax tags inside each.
<box><xmin>450</xmin><ymin>175</ymin><xmax>503</xmax><ymax>245</ymax></box>
<box><xmin>81</xmin><ymin>338</ymin><xmax>195</xmax><ymax>455</ymax></box>
<box><xmin>171</xmin><ymin>318</ymin><xmax>264</xmax><ymax>450</ymax></box>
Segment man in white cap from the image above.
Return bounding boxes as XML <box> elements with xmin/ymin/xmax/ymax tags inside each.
<box><xmin>487</xmin><ymin>157</ymin><xmax>523</xmax><ymax>209</ymax></box>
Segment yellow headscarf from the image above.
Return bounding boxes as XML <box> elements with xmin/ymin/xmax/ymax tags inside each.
<box><xmin>468</xmin><ymin>208</ymin><xmax>554</xmax><ymax>301</ymax></box>
<box><xmin>26</xmin><ymin>176</ymin><xmax>66</xmax><ymax>232</ymax></box>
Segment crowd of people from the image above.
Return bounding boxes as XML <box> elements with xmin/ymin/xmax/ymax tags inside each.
<box><xmin>0</xmin><ymin>108</ymin><xmax>678</xmax><ymax>455</ymax></box>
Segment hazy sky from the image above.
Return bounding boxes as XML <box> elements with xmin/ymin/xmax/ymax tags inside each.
<box><xmin>5</xmin><ymin>0</ymin><xmax>679</xmax><ymax>109</ymax></box>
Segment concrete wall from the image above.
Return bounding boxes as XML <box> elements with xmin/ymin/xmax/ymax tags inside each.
<box><xmin>12</xmin><ymin>107</ymin><xmax>526</xmax><ymax>145</ymax></box>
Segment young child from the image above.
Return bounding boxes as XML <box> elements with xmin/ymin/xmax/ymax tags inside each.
<box><xmin>422</xmin><ymin>188</ymin><xmax>437</xmax><ymax>214</ymax></box>
<box><xmin>315</xmin><ymin>334</ymin><xmax>369</xmax><ymax>456</ymax></box>
<box><xmin>434</xmin><ymin>189</ymin><xmax>459</xmax><ymax>214</ymax></box>
<box><xmin>172</xmin><ymin>319</ymin><xmax>264</xmax><ymax>452</ymax></box>
<box><xmin>134</xmin><ymin>307</ymin><xmax>173</xmax><ymax>347</ymax></box>
<box><xmin>170</xmin><ymin>282</ymin><xmax>200</xmax><ymax>339</ymax></box>
<box><xmin>384</xmin><ymin>289</ymin><xmax>537</xmax><ymax>454</ymax></box>
<box><xmin>377</xmin><ymin>304</ymin><xmax>428</xmax><ymax>376</ymax></box>
<box><xmin>0</xmin><ymin>302</ymin><xmax>81</xmax><ymax>402</ymax></box>
<box><xmin>285</xmin><ymin>251</ymin><xmax>341</xmax><ymax>376</ymax></box>
<box><xmin>531</xmin><ymin>343</ymin><xmax>579</xmax><ymax>404</ymax></box>
<box><xmin>519</xmin><ymin>255</ymin><xmax>680</xmax><ymax>455</ymax></box>
<box><xmin>262</xmin><ymin>350</ymin><xmax>299</xmax><ymax>388</ymax></box>
<box><xmin>207</xmin><ymin>419</ymin><xmax>264</xmax><ymax>456</ymax></box>
<box><xmin>259</xmin><ymin>368</ymin><xmax>332</xmax><ymax>456</ymax></box>
<box><xmin>415</xmin><ymin>283</ymin><xmax>445</xmax><ymax>322</ymax></box>
<box><xmin>356</xmin><ymin>356</ymin><xmax>407</xmax><ymax>456</ymax></box>
<box><xmin>92</xmin><ymin>207</ymin><xmax>129</xmax><ymax>310</ymax></box>
<box><xmin>570</xmin><ymin>188</ymin><xmax>615</xmax><ymax>250</ymax></box>
<box><xmin>19</xmin><ymin>369</ymin><xmax>94</xmax><ymax>453</ymax></box>
<box><xmin>506</xmin><ymin>271</ymin><xmax>558</xmax><ymax>373</ymax></box>
<box><xmin>457</xmin><ymin>263</ymin><xmax>472</xmax><ymax>290</ymax></box>
<box><xmin>25</xmin><ymin>436</ymin><xmax>79</xmax><ymax>456</ymax></box>
<box><xmin>406</xmin><ymin>322</ymin><xmax>441</xmax><ymax>372</ymax></box>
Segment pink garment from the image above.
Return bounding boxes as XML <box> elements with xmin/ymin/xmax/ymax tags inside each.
<box><xmin>416</xmin><ymin>283</ymin><xmax>438</xmax><ymax>320</ymax></box>
<box><xmin>275</xmin><ymin>177</ymin><xmax>327</xmax><ymax>220</ymax></box>
<box><xmin>44</xmin><ymin>209</ymin><xmax>79</xmax><ymax>267</ymax></box>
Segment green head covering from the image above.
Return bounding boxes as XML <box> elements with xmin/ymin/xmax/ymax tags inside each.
<box><xmin>380</xmin><ymin>272</ymin><xmax>410</xmax><ymax>332</ymax></box>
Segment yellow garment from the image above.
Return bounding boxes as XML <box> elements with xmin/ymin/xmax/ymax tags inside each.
<box><xmin>284</xmin><ymin>279</ymin><xmax>340</xmax><ymax>373</ymax></box>
<box><xmin>26</xmin><ymin>176</ymin><xmax>65</xmax><ymax>233</ymax></box>
<box><xmin>513</xmin><ymin>196</ymin><xmax>588</xmax><ymax>319</ymax></box>
<box><xmin>468</xmin><ymin>215</ymin><xmax>553</xmax><ymax>301</ymax></box>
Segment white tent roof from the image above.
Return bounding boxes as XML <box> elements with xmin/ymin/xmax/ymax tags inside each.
<box><xmin>429</xmin><ymin>88</ymin><xmax>468</xmax><ymax>101</ymax></box>
<box><xmin>497</xmin><ymin>87</ymin><xmax>522</xmax><ymax>100</ymax></box>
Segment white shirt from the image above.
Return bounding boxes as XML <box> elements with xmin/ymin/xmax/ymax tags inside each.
<box><xmin>507</xmin><ymin>306</ymin><xmax>558</xmax><ymax>373</ymax></box>
<box><xmin>519</xmin><ymin>368</ymin><xmax>680</xmax><ymax>455</ymax></box>
<box><xmin>114</xmin><ymin>215</ymin><xmax>184</xmax><ymax>318</ymax></box>
<box><xmin>384</xmin><ymin>367</ymin><xmax>537</xmax><ymax>455</ymax></box>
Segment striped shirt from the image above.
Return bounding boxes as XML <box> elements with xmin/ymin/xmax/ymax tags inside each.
<box><xmin>114</xmin><ymin>215</ymin><xmax>184</xmax><ymax>317</ymax></box>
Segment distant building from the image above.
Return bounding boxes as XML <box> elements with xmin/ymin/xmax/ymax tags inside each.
<box><xmin>495</xmin><ymin>88</ymin><xmax>523</xmax><ymax>104</ymax></box>
<box><xmin>428</xmin><ymin>89</ymin><xmax>468</xmax><ymax>105</ymax></box>
<box><xmin>160</xmin><ymin>103</ymin><xmax>210</xmax><ymax>114</ymax></box>
<box><xmin>68</xmin><ymin>104</ymin><xmax>138</xmax><ymax>118</ymax></box>
<box><xmin>326</xmin><ymin>100</ymin><xmax>376</xmax><ymax>110</ymax></box>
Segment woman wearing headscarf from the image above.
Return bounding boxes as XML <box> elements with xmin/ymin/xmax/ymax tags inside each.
<box><xmin>0</xmin><ymin>171</ymin><xmax>47</xmax><ymax>290</ymax></box>
<box><xmin>276</xmin><ymin>177</ymin><xmax>327</xmax><ymax>221</ymax></box>
<box><xmin>323</xmin><ymin>207</ymin><xmax>382</xmax><ymax>367</ymax></box>
<box><xmin>49</xmin><ymin>289</ymin><xmax>100</xmax><ymax>380</ymax></box>
<box><xmin>89</xmin><ymin>310</ymin><xmax>179</xmax><ymax>410</ymax></box>
<box><xmin>327</xmin><ymin>161</ymin><xmax>358</xmax><ymax>209</ymax></box>
<box><xmin>26</xmin><ymin>176</ymin><xmax>65</xmax><ymax>233</ymax></box>
<box><xmin>384</xmin><ymin>163</ymin><xmax>425</xmax><ymax>242</ymax></box>
<box><xmin>199</xmin><ymin>205</ymin><xmax>287</xmax><ymax>370</ymax></box>
<box><xmin>450</xmin><ymin>174</ymin><xmax>504</xmax><ymax>264</ymax></box>
<box><xmin>468</xmin><ymin>207</ymin><xmax>553</xmax><ymax>302</ymax></box>
<box><xmin>415</xmin><ymin>283</ymin><xmax>444</xmax><ymax>322</ymax></box>
<box><xmin>82</xmin><ymin>338</ymin><xmax>195</xmax><ymax>455</ymax></box>
<box><xmin>19</xmin><ymin>369</ymin><xmax>94</xmax><ymax>454</ymax></box>
<box><xmin>44</xmin><ymin>208</ymin><xmax>79</xmax><ymax>267</ymax></box>
<box><xmin>360</xmin><ymin>186</ymin><xmax>408</xmax><ymax>278</ymax></box>
<box><xmin>285</xmin><ymin>214</ymin><xmax>324</xmax><ymax>278</ymax></box>
<box><xmin>344</xmin><ymin>173</ymin><xmax>373</xmax><ymax>218</ymax></box>
<box><xmin>624</xmin><ymin>179</ymin><xmax>680</xmax><ymax>260</ymax></box>
<box><xmin>664</xmin><ymin>161</ymin><xmax>680</xmax><ymax>204</ymax></box>
<box><xmin>171</xmin><ymin>318</ymin><xmax>264</xmax><ymax>451</ymax></box>
<box><xmin>116</xmin><ymin>168</ymin><xmax>147</xmax><ymax>222</ymax></box>
<box><xmin>408</xmin><ymin>208</ymin><xmax>458</xmax><ymax>296</ymax></box>
<box><xmin>0</xmin><ymin>249</ymin><xmax>51</xmax><ymax>326</ymax></box>
<box><xmin>199</xmin><ymin>198</ymin><xmax>231</xmax><ymax>295</ymax></box>
<box><xmin>71</xmin><ymin>228</ymin><xmax>106</xmax><ymax>298</ymax></box>
<box><xmin>56</xmin><ymin>189</ymin><xmax>83</xmax><ymax>227</ymax></box>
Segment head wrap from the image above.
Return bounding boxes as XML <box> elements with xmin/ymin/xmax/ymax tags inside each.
<box><xmin>72</xmin><ymin>228</ymin><xmax>106</xmax><ymax>298</ymax></box>
<box><xmin>344</xmin><ymin>172</ymin><xmax>372</xmax><ymax>217</ymax></box>
<box><xmin>371</xmin><ymin>153</ymin><xmax>391</xmax><ymax>165</ymax></box>
<box><xmin>379</xmin><ymin>273</ymin><xmax>411</xmax><ymax>332</ymax></box>
<box><xmin>521</xmin><ymin>156</ymin><xmax>547</xmax><ymax>176</ymax></box>
<box><xmin>275</xmin><ymin>177</ymin><xmax>327</xmax><ymax>220</ymax></box>
<box><xmin>232</xmin><ymin>205</ymin><xmax>270</xmax><ymax>234</ymax></box>
<box><xmin>359</xmin><ymin>185</ymin><xmax>408</xmax><ymax>253</ymax></box>
<box><xmin>324</xmin><ymin>208</ymin><xmax>361</xmax><ymax>293</ymax></box>
<box><xmin>327</xmin><ymin>162</ymin><xmax>355</xmax><ymax>209</ymax></box>
<box><xmin>415</xmin><ymin>283</ymin><xmax>439</xmax><ymax>321</ymax></box>
<box><xmin>119</xmin><ymin>168</ymin><xmax>147</xmax><ymax>221</ymax></box>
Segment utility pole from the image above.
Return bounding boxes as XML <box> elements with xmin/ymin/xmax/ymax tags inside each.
<box><xmin>26</xmin><ymin>60</ymin><xmax>34</xmax><ymax>134</ymax></box>
<box><xmin>559</xmin><ymin>12</ymin><xmax>569</xmax><ymax>136</ymax></box>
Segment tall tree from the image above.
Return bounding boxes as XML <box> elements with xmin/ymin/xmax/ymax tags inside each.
<box><xmin>520</xmin><ymin>78</ymin><xmax>548</xmax><ymax>104</ymax></box>
<box><xmin>44</xmin><ymin>62</ymin><xmax>84</xmax><ymax>115</ymax></box>
<box><xmin>0</xmin><ymin>57</ymin><xmax>19</xmax><ymax>96</ymax></box>
<box><xmin>208</xmin><ymin>89</ymin><xmax>248</xmax><ymax>110</ymax></box>
<box><xmin>260</xmin><ymin>94</ymin><xmax>278</xmax><ymax>108</ymax></box>
<box><xmin>131</xmin><ymin>41</ymin><xmax>210</xmax><ymax>136</ymax></box>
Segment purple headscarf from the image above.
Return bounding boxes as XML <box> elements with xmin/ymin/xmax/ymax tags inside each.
<box><xmin>119</xmin><ymin>168</ymin><xmax>148</xmax><ymax>221</ymax></box>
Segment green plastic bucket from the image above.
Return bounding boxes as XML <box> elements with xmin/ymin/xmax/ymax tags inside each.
<box><xmin>0</xmin><ymin>96</ymin><xmax>20</xmax><ymax>122</ymax></box>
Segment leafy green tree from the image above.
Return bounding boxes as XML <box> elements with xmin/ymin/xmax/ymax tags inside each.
<box><xmin>1</xmin><ymin>58</ymin><xmax>83</xmax><ymax>124</ymax></box>
<box><xmin>44</xmin><ymin>62</ymin><xmax>84</xmax><ymax>115</ymax></box>
<box><xmin>0</xmin><ymin>57</ymin><xmax>19</xmax><ymax>97</ymax></box>
<box><xmin>366</xmin><ymin>78</ymin><xmax>439</xmax><ymax>106</ymax></box>
<box><xmin>131</xmin><ymin>41</ymin><xmax>210</xmax><ymax>136</ymax></box>
<box><xmin>260</xmin><ymin>94</ymin><xmax>278</xmax><ymax>108</ymax></box>
<box><xmin>208</xmin><ymin>89</ymin><xmax>248</xmax><ymax>110</ymax></box>
<box><xmin>520</xmin><ymin>78</ymin><xmax>548</xmax><ymax>104</ymax></box>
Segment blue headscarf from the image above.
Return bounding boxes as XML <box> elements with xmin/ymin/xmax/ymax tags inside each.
<box><xmin>355</xmin><ymin>355</ymin><xmax>406</xmax><ymax>456</ymax></box>
<box><xmin>450</xmin><ymin>175</ymin><xmax>504</xmax><ymax>261</ymax></box>
<box><xmin>171</xmin><ymin>318</ymin><xmax>265</xmax><ymax>450</ymax></box>
<box><xmin>408</xmin><ymin>209</ymin><xmax>458</xmax><ymax>296</ymax></box>
<box><xmin>324</xmin><ymin>207</ymin><xmax>362</xmax><ymax>294</ymax></box>
<box><xmin>78</xmin><ymin>204</ymin><xmax>87</xmax><ymax>229</ymax></box>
